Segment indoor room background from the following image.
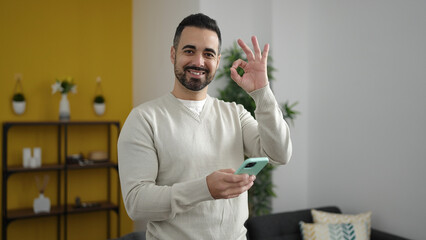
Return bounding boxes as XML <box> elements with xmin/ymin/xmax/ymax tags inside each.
<box><xmin>134</xmin><ymin>1</ymin><xmax>426</xmax><ymax>240</ymax></box>
<box><xmin>1</xmin><ymin>0</ymin><xmax>425</xmax><ymax>239</ymax></box>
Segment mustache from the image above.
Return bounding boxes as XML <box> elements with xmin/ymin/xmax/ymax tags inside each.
<box><xmin>184</xmin><ymin>66</ymin><xmax>210</xmax><ymax>73</ymax></box>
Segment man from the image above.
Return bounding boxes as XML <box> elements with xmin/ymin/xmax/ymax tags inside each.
<box><xmin>118</xmin><ymin>13</ymin><xmax>292</xmax><ymax>240</ymax></box>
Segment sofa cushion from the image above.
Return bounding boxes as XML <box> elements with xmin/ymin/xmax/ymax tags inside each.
<box><xmin>311</xmin><ymin>209</ymin><xmax>372</xmax><ymax>237</ymax></box>
<box><xmin>299</xmin><ymin>222</ymin><xmax>369</xmax><ymax>240</ymax></box>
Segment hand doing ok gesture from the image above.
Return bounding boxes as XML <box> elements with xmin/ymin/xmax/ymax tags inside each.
<box><xmin>230</xmin><ymin>36</ymin><xmax>270</xmax><ymax>93</ymax></box>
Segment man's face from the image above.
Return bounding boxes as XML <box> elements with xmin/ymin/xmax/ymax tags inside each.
<box><xmin>171</xmin><ymin>26</ymin><xmax>221</xmax><ymax>92</ymax></box>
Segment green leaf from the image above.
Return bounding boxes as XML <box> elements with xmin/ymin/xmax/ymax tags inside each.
<box><xmin>12</xmin><ymin>93</ymin><xmax>25</xmax><ymax>101</ymax></box>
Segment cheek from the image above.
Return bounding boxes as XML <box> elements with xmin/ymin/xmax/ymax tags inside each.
<box><xmin>176</xmin><ymin>56</ymin><xmax>191</xmax><ymax>68</ymax></box>
<box><xmin>207</xmin><ymin>60</ymin><xmax>218</xmax><ymax>71</ymax></box>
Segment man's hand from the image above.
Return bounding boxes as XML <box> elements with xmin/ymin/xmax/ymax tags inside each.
<box><xmin>206</xmin><ymin>169</ymin><xmax>256</xmax><ymax>199</ymax></box>
<box><xmin>230</xmin><ymin>36</ymin><xmax>270</xmax><ymax>93</ymax></box>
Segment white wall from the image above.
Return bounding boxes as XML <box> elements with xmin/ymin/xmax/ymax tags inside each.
<box><xmin>305</xmin><ymin>1</ymin><xmax>426</xmax><ymax>239</ymax></box>
<box><xmin>270</xmin><ymin>0</ymin><xmax>310</xmax><ymax>213</ymax></box>
<box><xmin>132</xmin><ymin>0</ymin><xmax>200</xmax><ymax>106</ymax></box>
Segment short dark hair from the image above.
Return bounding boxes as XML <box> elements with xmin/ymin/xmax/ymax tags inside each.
<box><xmin>173</xmin><ymin>13</ymin><xmax>222</xmax><ymax>53</ymax></box>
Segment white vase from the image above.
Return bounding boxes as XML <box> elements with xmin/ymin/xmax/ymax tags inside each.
<box><xmin>59</xmin><ymin>93</ymin><xmax>70</xmax><ymax>120</ymax></box>
<box><xmin>33</xmin><ymin>193</ymin><xmax>51</xmax><ymax>213</ymax></box>
<box><xmin>12</xmin><ymin>101</ymin><xmax>26</xmax><ymax>115</ymax></box>
<box><xmin>94</xmin><ymin>103</ymin><xmax>105</xmax><ymax>115</ymax></box>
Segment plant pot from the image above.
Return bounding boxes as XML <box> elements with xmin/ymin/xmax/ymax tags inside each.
<box><xmin>12</xmin><ymin>101</ymin><xmax>26</xmax><ymax>115</ymax></box>
<box><xmin>93</xmin><ymin>103</ymin><xmax>105</xmax><ymax>115</ymax></box>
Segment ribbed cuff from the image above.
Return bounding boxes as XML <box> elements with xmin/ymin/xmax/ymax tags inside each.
<box><xmin>248</xmin><ymin>84</ymin><xmax>278</xmax><ymax>112</ymax></box>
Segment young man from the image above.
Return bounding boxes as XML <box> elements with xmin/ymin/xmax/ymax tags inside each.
<box><xmin>118</xmin><ymin>13</ymin><xmax>292</xmax><ymax>240</ymax></box>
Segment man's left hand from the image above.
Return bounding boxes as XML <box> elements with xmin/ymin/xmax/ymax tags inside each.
<box><xmin>230</xmin><ymin>36</ymin><xmax>269</xmax><ymax>93</ymax></box>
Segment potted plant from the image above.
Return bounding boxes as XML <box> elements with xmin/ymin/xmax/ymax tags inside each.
<box><xmin>93</xmin><ymin>94</ymin><xmax>105</xmax><ymax>115</ymax></box>
<box><xmin>12</xmin><ymin>92</ymin><xmax>26</xmax><ymax>115</ymax></box>
<box><xmin>51</xmin><ymin>77</ymin><xmax>77</xmax><ymax>120</ymax></box>
<box><xmin>216</xmin><ymin>43</ymin><xmax>299</xmax><ymax>217</ymax></box>
<box><xmin>93</xmin><ymin>76</ymin><xmax>105</xmax><ymax>116</ymax></box>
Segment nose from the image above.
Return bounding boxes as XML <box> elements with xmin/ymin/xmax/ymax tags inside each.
<box><xmin>192</xmin><ymin>53</ymin><xmax>205</xmax><ymax>67</ymax></box>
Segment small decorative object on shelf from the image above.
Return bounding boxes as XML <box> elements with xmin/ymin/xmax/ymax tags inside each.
<box><xmin>74</xmin><ymin>196</ymin><xmax>101</xmax><ymax>208</ymax></box>
<box><xmin>88</xmin><ymin>150</ymin><xmax>108</xmax><ymax>162</ymax></box>
<box><xmin>12</xmin><ymin>73</ymin><xmax>26</xmax><ymax>115</ymax></box>
<box><xmin>33</xmin><ymin>175</ymin><xmax>51</xmax><ymax>214</ymax></box>
<box><xmin>33</xmin><ymin>147</ymin><xmax>42</xmax><ymax>167</ymax></box>
<box><xmin>22</xmin><ymin>147</ymin><xmax>42</xmax><ymax>168</ymax></box>
<box><xmin>52</xmin><ymin>77</ymin><xmax>77</xmax><ymax>121</ymax></box>
<box><xmin>66</xmin><ymin>153</ymin><xmax>84</xmax><ymax>164</ymax></box>
<box><xmin>93</xmin><ymin>76</ymin><xmax>106</xmax><ymax>116</ymax></box>
<box><xmin>22</xmin><ymin>147</ymin><xmax>31</xmax><ymax>168</ymax></box>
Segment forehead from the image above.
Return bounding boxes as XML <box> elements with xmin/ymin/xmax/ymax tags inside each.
<box><xmin>178</xmin><ymin>26</ymin><xmax>219</xmax><ymax>51</ymax></box>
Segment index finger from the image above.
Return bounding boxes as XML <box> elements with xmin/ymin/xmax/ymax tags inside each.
<box><xmin>219</xmin><ymin>168</ymin><xmax>236</xmax><ymax>174</ymax></box>
<box><xmin>237</xmin><ymin>39</ymin><xmax>255</xmax><ymax>61</ymax></box>
<box><xmin>223</xmin><ymin>173</ymin><xmax>249</xmax><ymax>183</ymax></box>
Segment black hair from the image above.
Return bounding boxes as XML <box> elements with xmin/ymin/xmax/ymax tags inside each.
<box><xmin>173</xmin><ymin>13</ymin><xmax>222</xmax><ymax>53</ymax></box>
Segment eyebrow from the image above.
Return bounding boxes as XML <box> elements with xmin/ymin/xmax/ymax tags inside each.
<box><xmin>182</xmin><ymin>45</ymin><xmax>217</xmax><ymax>56</ymax></box>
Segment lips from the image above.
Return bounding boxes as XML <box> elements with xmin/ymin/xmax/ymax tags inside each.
<box><xmin>188</xmin><ymin>70</ymin><xmax>204</xmax><ymax>76</ymax></box>
<box><xmin>184</xmin><ymin>66</ymin><xmax>209</xmax><ymax>77</ymax></box>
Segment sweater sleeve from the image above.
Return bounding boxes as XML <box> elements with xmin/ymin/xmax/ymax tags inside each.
<box><xmin>242</xmin><ymin>84</ymin><xmax>293</xmax><ymax>165</ymax></box>
<box><xmin>118</xmin><ymin>109</ymin><xmax>214</xmax><ymax>221</ymax></box>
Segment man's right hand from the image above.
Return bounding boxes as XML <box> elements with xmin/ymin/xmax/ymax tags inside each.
<box><xmin>206</xmin><ymin>169</ymin><xmax>256</xmax><ymax>199</ymax></box>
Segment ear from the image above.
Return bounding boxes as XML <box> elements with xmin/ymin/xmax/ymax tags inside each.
<box><xmin>170</xmin><ymin>46</ymin><xmax>176</xmax><ymax>64</ymax></box>
<box><xmin>216</xmin><ymin>54</ymin><xmax>221</xmax><ymax>70</ymax></box>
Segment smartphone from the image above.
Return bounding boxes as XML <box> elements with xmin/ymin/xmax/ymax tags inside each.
<box><xmin>234</xmin><ymin>157</ymin><xmax>269</xmax><ymax>175</ymax></box>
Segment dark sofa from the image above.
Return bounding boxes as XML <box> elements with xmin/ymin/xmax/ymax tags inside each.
<box><xmin>116</xmin><ymin>206</ymin><xmax>408</xmax><ymax>240</ymax></box>
<box><xmin>245</xmin><ymin>206</ymin><xmax>408</xmax><ymax>240</ymax></box>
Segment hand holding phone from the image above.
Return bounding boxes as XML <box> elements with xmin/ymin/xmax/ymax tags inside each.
<box><xmin>234</xmin><ymin>157</ymin><xmax>269</xmax><ymax>176</ymax></box>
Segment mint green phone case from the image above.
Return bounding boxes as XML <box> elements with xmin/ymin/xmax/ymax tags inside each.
<box><xmin>234</xmin><ymin>157</ymin><xmax>269</xmax><ymax>175</ymax></box>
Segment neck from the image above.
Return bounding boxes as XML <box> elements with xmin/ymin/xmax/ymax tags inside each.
<box><xmin>171</xmin><ymin>79</ymin><xmax>208</xmax><ymax>100</ymax></box>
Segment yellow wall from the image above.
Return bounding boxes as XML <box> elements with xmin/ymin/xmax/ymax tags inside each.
<box><xmin>0</xmin><ymin>0</ymin><xmax>133</xmax><ymax>239</ymax></box>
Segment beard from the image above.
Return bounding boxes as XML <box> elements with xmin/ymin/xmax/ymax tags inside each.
<box><xmin>174</xmin><ymin>65</ymin><xmax>215</xmax><ymax>91</ymax></box>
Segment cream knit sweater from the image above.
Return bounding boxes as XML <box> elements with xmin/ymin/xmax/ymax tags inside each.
<box><xmin>118</xmin><ymin>84</ymin><xmax>292</xmax><ymax>240</ymax></box>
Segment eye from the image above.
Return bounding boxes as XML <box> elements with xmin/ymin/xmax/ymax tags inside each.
<box><xmin>184</xmin><ymin>49</ymin><xmax>194</xmax><ymax>54</ymax></box>
<box><xmin>204</xmin><ymin>52</ymin><xmax>215</xmax><ymax>58</ymax></box>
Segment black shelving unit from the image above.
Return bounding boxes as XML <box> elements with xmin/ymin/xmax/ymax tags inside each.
<box><xmin>2</xmin><ymin>121</ymin><xmax>121</xmax><ymax>240</ymax></box>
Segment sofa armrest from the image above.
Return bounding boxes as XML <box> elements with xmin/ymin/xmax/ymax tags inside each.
<box><xmin>371</xmin><ymin>229</ymin><xmax>409</xmax><ymax>240</ymax></box>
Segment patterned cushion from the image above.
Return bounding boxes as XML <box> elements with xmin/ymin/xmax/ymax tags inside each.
<box><xmin>299</xmin><ymin>222</ymin><xmax>368</xmax><ymax>240</ymax></box>
<box><xmin>311</xmin><ymin>209</ymin><xmax>372</xmax><ymax>237</ymax></box>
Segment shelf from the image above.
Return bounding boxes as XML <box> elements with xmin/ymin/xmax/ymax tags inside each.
<box><xmin>6</xmin><ymin>201</ymin><xmax>118</xmax><ymax>222</ymax></box>
<box><xmin>67</xmin><ymin>201</ymin><xmax>118</xmax><ymax>214</ymax></box>
<box><xmin>66</xmin><ymin>161</ymin><xmax>118</xmax><ymax>170</ymax></box>
<box><xmin>6</xmin><ymin>206</ymin><xmax>64</xmax><ymax>221</ymax></box>
<box><xmin>6</xmin><ymin>164</ymin><xmax>64</xmax><ymax>174</ymax></box>
<box><xmin>3</xmin><ymin>120</ymin><xmax>120</xmax><ymax>127</ymax></box>
<box><xmin>4</xmin><ymin>162</ymin><xmax>117</xmax><ymax>177</ymax></box>
<box><xmin>2</xmin><ymin>120</ymin><xmax>121</xmax><ymax>239</ymax></box>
